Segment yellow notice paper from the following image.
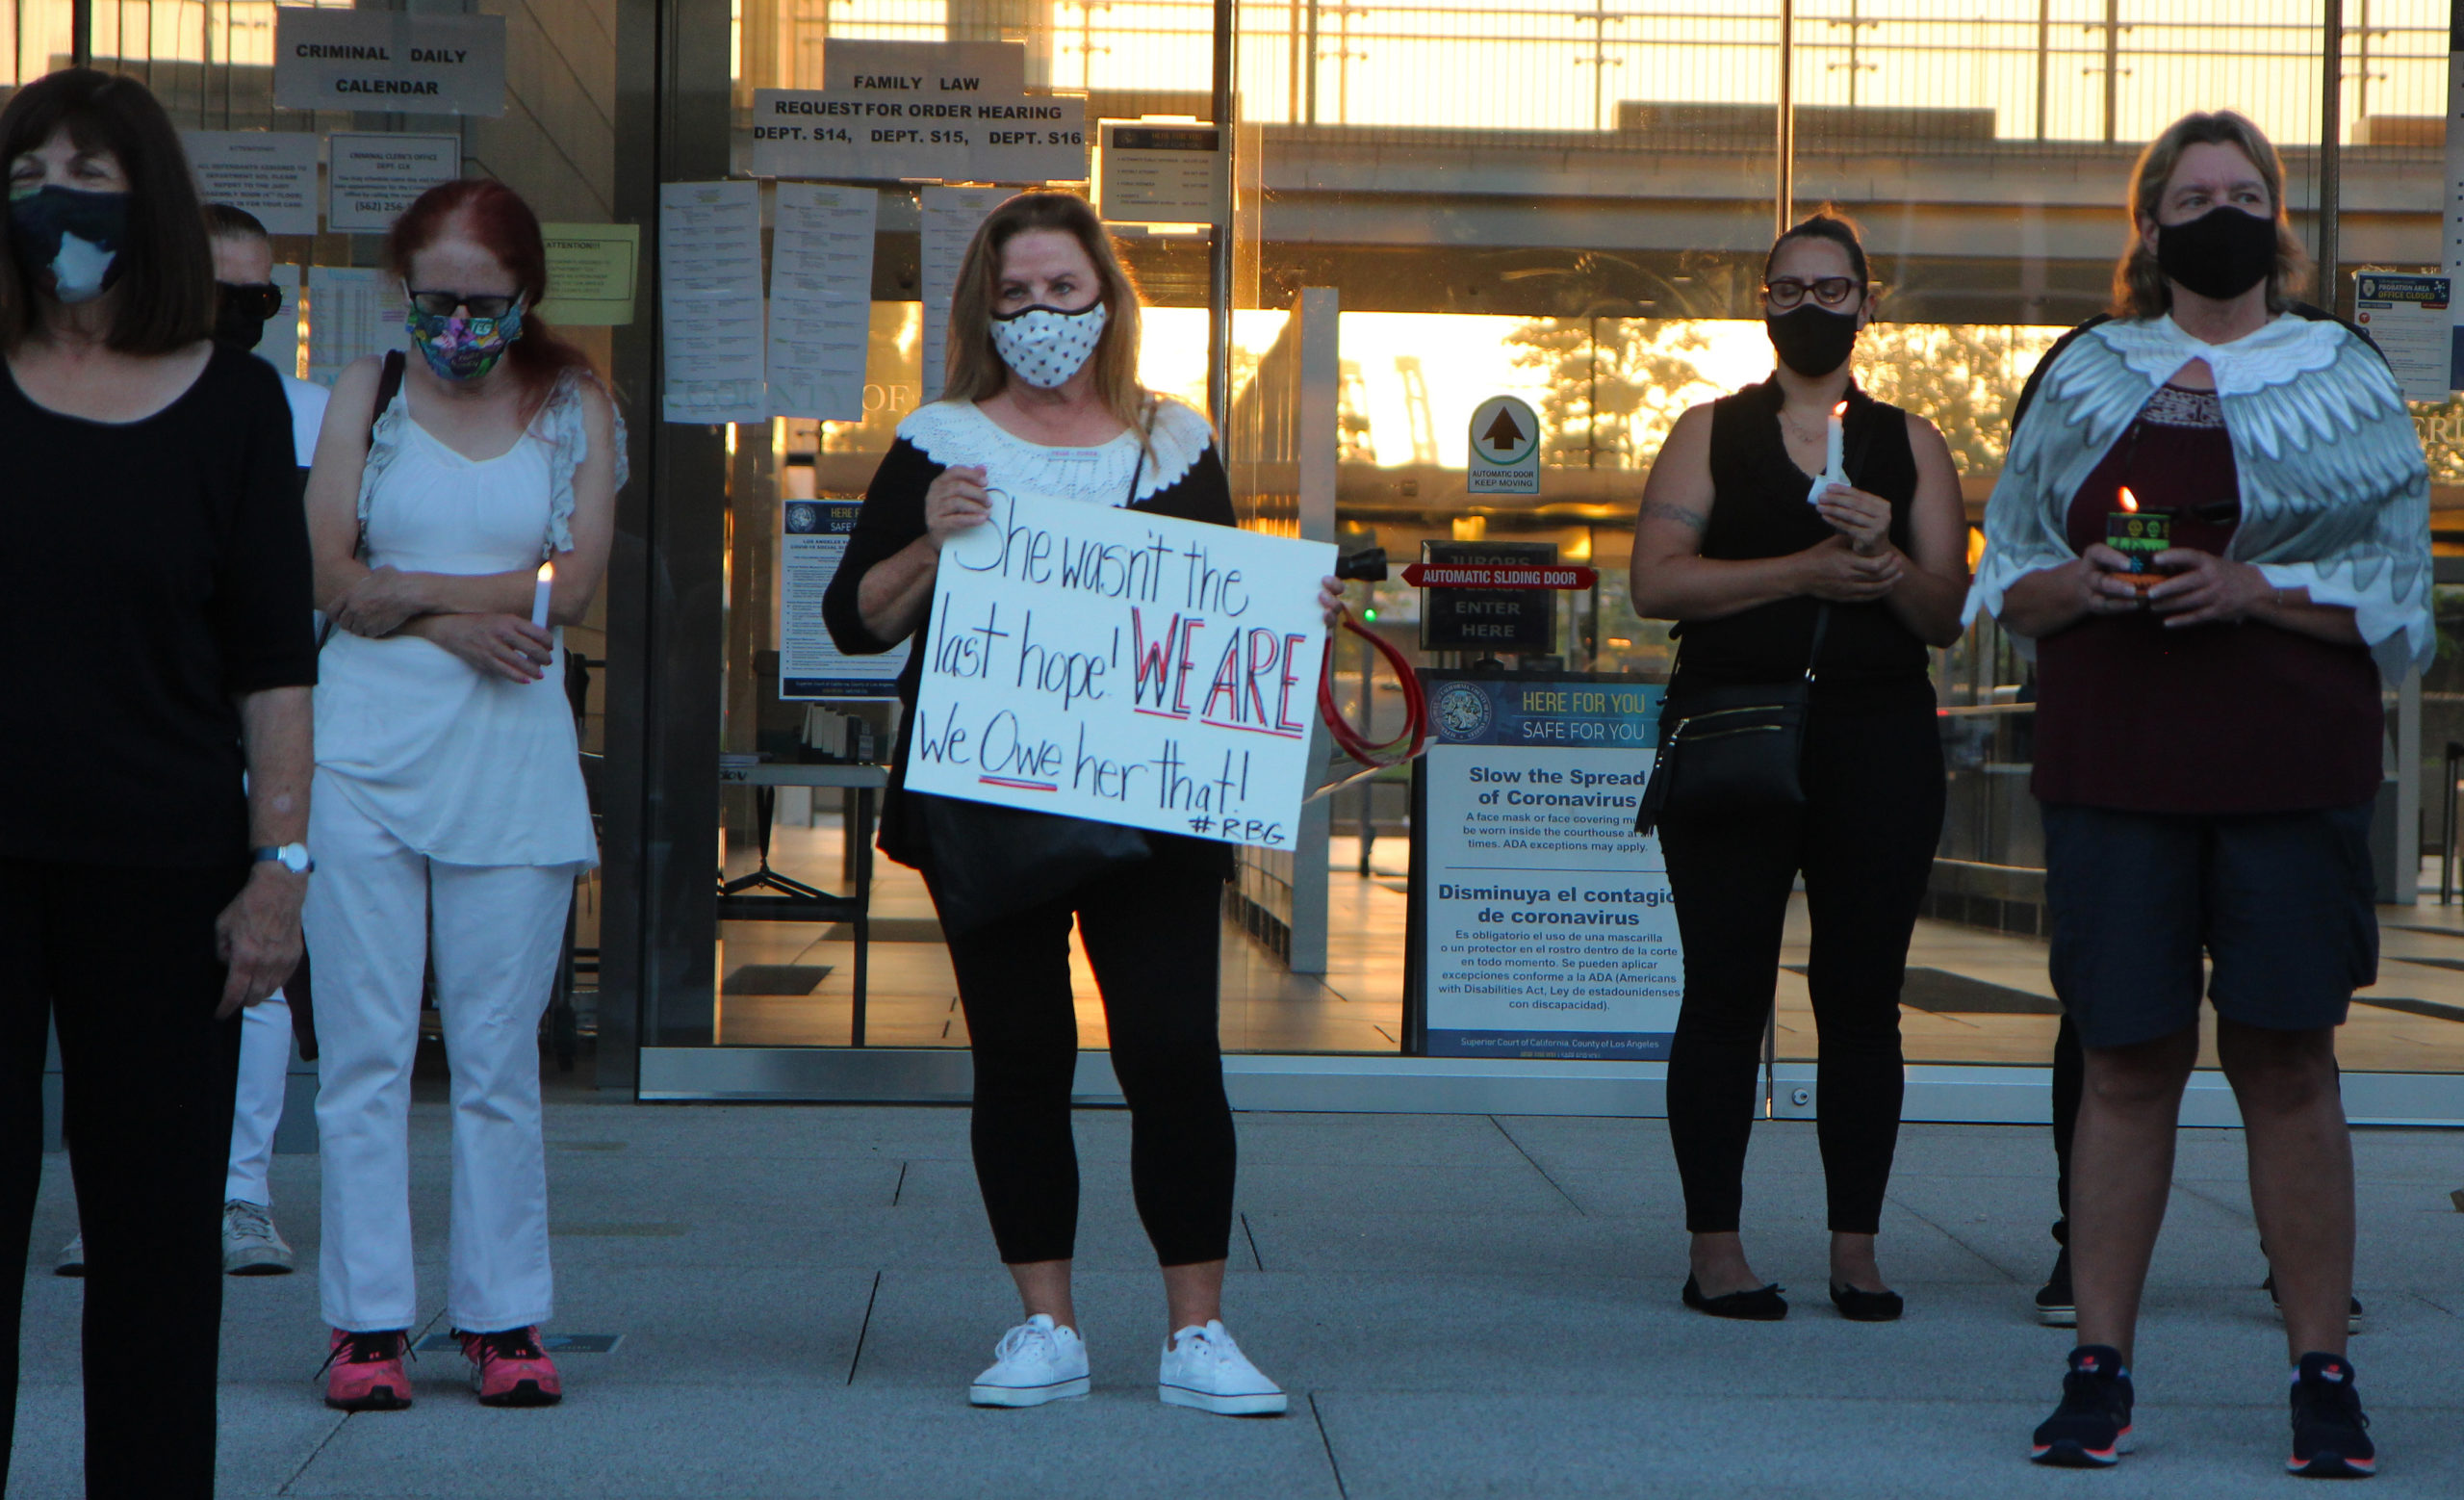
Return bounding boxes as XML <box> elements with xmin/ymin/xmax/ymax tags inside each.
<box><xmin>536</xmin><ymin>224</ymin><xmax>640</xmax><ymax>325</ymax></box>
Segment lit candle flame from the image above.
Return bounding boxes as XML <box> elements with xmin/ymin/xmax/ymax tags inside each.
<box><xmin>2118</xmin><ymin>486</ymin><xmax>2139</xmax><ymax>513</ymax></box>
<box><xmin>1832</xmin><ymin>401</ymin><xmax>1848</xmax><ymax>418</ymax></box>
<box><xmin>537</xmin><ymin>561</ymin><xmax>554</xmax><ymax>584</ymax></box>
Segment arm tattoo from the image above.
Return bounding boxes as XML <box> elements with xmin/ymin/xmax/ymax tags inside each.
<box><xmin>1638</xmin><ymin>501</ymin><xmax>1707</xmax><ymax>532</ymax></box>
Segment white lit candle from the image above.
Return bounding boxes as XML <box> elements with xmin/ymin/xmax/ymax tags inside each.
<box><xmin>1806</xmin><ymin>401</ymin><xmax>1849</xmax><ymax>505</ymax></box>
<box><xmin>530</xmin><ymin>560</ymin><xmax>554</xmax><ymax>629</ymax></box>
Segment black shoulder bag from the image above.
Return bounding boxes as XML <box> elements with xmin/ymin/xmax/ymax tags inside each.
<box><xmin>1630</xmin><ymin>605</ymin><xmax>1828</xmax><ymax>838</ymax></box>
<box><xmin>908</xmin><ymin>417</ymin><xmax>1158</xmax><ymax>938</ymax></box>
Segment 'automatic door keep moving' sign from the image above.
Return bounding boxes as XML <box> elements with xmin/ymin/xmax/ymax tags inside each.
<box><xmin>905</xmin><ymin>491</ymin><xmax>1336</xmax><ymax>849</ymax></box>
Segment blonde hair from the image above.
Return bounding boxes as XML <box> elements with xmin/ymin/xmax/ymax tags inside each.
<box><xmin>2114</xmin><ymin>111</ymin><xmax>2311</xmax><ymax>321</ymax></box>
<box><xmin>942</xmin><ymin>192</ymin><xmax>1150</xmax><ymax>436</ymax></box>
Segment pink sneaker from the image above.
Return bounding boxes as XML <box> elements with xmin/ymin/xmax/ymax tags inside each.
<box><xmin>322</xmin><ymin>1329</ymin><xmax>413</xmax><ymax>1411</ymax></box>
<box><xmin>457</xmin><ymin>1327</ymin><xmax>563</xmax><ymax>1407</ymax></box>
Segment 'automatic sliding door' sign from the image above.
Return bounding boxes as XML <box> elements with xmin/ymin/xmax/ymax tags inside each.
<box><xmin>904</xmin><ymin>492</ymin><xmax>1336</xmax><ymax>848</ymax></box>
<box><xmin>752</xmin><ymin>40</ymin><xmax>1089</xmax><ymax>184</ymax></box>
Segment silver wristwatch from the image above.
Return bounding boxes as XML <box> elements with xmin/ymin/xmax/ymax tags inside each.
<box><xmin>252</xmin><ymin>842</ymin><xmax>315</xmax><ymax>875</ymax></box>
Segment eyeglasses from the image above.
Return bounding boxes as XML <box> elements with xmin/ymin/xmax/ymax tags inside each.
<box><xmin>405</xmin><ymin>289</ymin><xmax>521</xmax><ymax>320</ymax></box>
<box><xmin>1763</xmin><ymin>276</ymin><xmax>1863</xmax><ymax>310</ymax></box>
<box><xmin>218</xmin><ymin>282</ymin><xmax>284</xmax><ymax>321</ymax></box>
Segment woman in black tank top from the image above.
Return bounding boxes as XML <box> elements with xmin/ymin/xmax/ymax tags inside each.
<box><xmin>1627</xmin><ymin>213</ymin><xmax>1970</xmax><ymax>1323</ymax></box>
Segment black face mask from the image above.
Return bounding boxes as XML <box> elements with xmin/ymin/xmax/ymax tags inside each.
<box><xmin>213</xmin><ymin>281</ymin><xmax>282</xmax><ymax>351</ymax></box>
<box><xmin>2155</xmin><ymin>206</ymin><xmax>2277</xmax><ymax>302</ymax></box>
<box><xmin>5</xmin><ymin>185</ymin><xmax>128</xmax><ymax>303</ymax></box>
<box><xmin>1765</xmin><ymin>304</ymin><xmax>1860</xmax><ymax>377</ymax></box>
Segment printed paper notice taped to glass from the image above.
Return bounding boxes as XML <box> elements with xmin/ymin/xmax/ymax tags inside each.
<box><xmin>1413</xmin><ymin>673</ymin><xmax>1680</xmax><ymax>1060</ymax></box>
<box><xmin>781</xmin><ymin>503</ymin><xmax>910</xmax><ymax>699</ymax></box>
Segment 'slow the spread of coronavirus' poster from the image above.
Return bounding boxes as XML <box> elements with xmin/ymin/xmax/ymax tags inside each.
<box><xmin>1411</xmin><ymin>673</ymin><xmax>1681</xmax><ymax>1059</ymax></box>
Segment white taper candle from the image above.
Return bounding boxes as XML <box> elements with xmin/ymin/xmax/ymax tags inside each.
<box><xmin>530</xmin><ymin>561</ymin><xmax>554</xmax><ymax>629</ymax></box>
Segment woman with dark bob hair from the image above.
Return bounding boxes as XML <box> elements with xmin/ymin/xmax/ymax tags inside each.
<box><xmin>0</xmin><ymin>69</ymin><xmax>316</xmax><ymax>1497</ymax></box>
<box><xmin>1628</xmin><ymin>209</ymin><xmax>1968</xmax><ymax>1324</ymax></box>
<box><xmin>1973</xmin><ymin>111</ymin><xmax>2426</xmax><ymax>1479</ymax></box>
<box><xmin>824</xmin><ymin>191</ymin><xmax>1338</xmax><ymax>1416</ymax></box>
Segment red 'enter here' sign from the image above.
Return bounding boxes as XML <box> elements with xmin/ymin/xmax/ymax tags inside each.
<box><xmin>1400</xmin><ymin>563</ymin><xmax>1599</xmax><ymax>590</ymax></box>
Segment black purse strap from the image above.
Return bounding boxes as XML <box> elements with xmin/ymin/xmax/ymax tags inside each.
<box><xmin>1125</xmin><ymin>397</ymin><xmax>1150</xmax><ymax>504</ymax></box>
<box><xmin>1801</xmin><ymin>603</ymin><xmax>1832</xmax><ymax>684</ymax></box>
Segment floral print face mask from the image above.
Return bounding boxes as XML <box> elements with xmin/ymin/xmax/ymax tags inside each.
<box><xmin>404</xmin><ymin>296</ymin><xmax>526</xmax><ymax>382</ymax></box>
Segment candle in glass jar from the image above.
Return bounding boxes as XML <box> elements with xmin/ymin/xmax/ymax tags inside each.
<box><xmin>2103</xmin><ymin>486</ymin><xmax>2169</xmax><ymax>584</ymax></box>
<box><xmin>530</xmin><ymin>560</ymin><xmax>554</xmax><ymax>628</ymax></box>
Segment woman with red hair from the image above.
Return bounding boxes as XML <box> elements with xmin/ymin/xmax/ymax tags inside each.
<box><xmin>300</xmin><ymin>177</ymin><xmax>621</xmax><ymax>1412</ymax></box>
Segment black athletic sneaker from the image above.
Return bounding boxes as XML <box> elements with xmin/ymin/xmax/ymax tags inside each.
<box><xmin>2036</xmin><ymin>1244</ymin><xmax>2075</xmax><ymax>1328</ymax></box>
<box><xmin>2031</xmin><ymin>1345</ymin><xmax>2134</xmax><ymax>1467</ymax></box>
<box><xmin>2262</xmin><ymin>1273</ymin><xmax>2366</xmax><ymax>1335</ymax></box>
<box><xmin>2288</xmin><ymin>1352</ymin><xmax>2376</xmax><ymax>1479</ymax></box>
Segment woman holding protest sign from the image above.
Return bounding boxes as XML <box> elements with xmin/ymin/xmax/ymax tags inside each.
<box><xmin>823</xmin><ymin>191</ymin><xmax>1339</xmax><ymax>1416</ymax></box>
<box><xmin>1628</xmin><ymin>210</ymin><xmax>1969</xmax><ymax>1324</ymax></box>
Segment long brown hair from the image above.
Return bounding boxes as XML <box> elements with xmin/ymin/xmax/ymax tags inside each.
<box><xmin>942</xmin><ymin>192</ymin><xmax>1148</xmax><ymax>436</ymax></box>
<box><xmin>385</xmin><ymin>177</ymin><xmax>598</xmax><ymax>422</ymax></box>
<box><xmin>2114</xmin><ymin>111</ymin><xmax>2311</xmax><ymax>321</ymax></box>
<box><xmin>0</xmin><ymin>68</ymin><xmax>215</xmax><ymax>354</ymax></box>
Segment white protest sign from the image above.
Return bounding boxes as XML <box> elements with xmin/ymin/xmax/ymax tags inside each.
<box><xmin>273</xmin><ymin>8</ymin><xmax>506</xmax><ymax>117</ymax></box>
<box><xmin>906</xmin><ymin>492</ymin><xmax>1337</xmax><ymax>849</ymax></box>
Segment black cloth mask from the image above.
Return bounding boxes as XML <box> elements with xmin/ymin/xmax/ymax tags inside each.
<box><xmin>5</xmin><ymin>185</ymin><xmax>128</xmax><ymax>303</ymax></box>
<box><xmin>1765</xmin><ymin>304</ymin><xmax>1860</xmax><ymax>377</ymax></box>
<box><xmin>2156</xmin><ymin>206</ymin><xmax>2277</xmax><ymax>302</ymax></box>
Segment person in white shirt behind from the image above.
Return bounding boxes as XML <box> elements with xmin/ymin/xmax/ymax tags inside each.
<box><xmin>57</xmin><ymin>204</ymin><xmax>324</xmax><ymax>1282</ymax></box>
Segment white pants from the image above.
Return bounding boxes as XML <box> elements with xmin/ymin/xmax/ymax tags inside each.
<box><xmin>223</xmin><ymin>994</ymin><xmax>292</xmax><ymax>1206</ymax></box>
<box><xmin>306</xmin><ymin>783</ymin><xmax>574</xmax><ymax>1333</ymax></box>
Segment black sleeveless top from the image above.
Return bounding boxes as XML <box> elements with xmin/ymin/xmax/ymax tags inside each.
<box><xmin>1669</xmin><ymin>378</ymin><xmax>1930</xmax><ymax>705</ymax></box>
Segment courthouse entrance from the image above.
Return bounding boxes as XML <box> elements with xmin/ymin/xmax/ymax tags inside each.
<box><xmin>18</xmin><ymin>0</ymin><xmax>2464</xmax><ymax>1122</ymax></box>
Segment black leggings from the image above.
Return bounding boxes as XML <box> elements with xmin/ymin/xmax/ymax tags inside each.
<box><xmin>939</xmin><ymin>852</ymin><xmax>1235</xmax><ymax>1267</ymax></box>
<box><xmin>0</xmin><ymin>859</ymin><xmax>244</xmax><ymax>1500</ymax></box>
<box><xmin>1659</xmin><ymin>696</ymin><xmax>1943</xmax><ymax>1235</ymax></box>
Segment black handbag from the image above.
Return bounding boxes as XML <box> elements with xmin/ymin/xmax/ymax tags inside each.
<box><xmin>906</xmin><ymin>409</ymin><xmax>1158</xmax><ymax>938</ymax></box>
<box><xmin>913</xmin><ymin>796</ymin><xmax>1152</xmax><ymax>938</ymax></box>
<box><xmin>1632</xmin><ymin>605</ymin><xmax>1830</xmax><ymax>839</ymax></box>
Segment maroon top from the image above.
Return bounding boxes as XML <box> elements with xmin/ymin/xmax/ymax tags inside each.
<box><xmin>2031</xmin><ymin>385</ymin><xmax>2382</xmax><ymax>815</ymax></box>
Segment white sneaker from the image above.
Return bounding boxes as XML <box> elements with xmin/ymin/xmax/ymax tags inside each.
<box><xmin>1158</xmin><ymin>1321</ymin><xmax>1287</xmax><ymax>1416</ymax></box>
<box><xmin>222</xmin><ymin>1200</ymin><xmax>295</xmax><ymax>1276</ymax></box>
<box><xmin>54</xmin><ymin>1233</ymin><xmax>84</xmax><ymax>1278</ymax></box>
<box><xmin>969</xmin><ymin>1314</ymin><xmax>1090</xmax><ymax>1408</ymax></box>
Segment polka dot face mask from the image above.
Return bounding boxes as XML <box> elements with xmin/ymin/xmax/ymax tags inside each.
<box><xmin>988</xmin><ymin>299</ymin><xmax>1108</xmax><ymax>389</ymax></box>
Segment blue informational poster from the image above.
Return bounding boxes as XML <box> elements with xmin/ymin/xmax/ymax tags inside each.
<box><xmin>1409</xmin><ymin>672</ymin><xmax>1682</xmax><ymax>1060</ymax></box>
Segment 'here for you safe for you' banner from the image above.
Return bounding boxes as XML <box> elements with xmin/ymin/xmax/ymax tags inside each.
<box><xmin>905</xmin><ymin>492</ymin><xmax>1336</xmax><ymax>849</ymax></box>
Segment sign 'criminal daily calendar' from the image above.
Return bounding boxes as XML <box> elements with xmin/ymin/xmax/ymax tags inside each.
<box><xmin>905</xmin><ymin>492</ymin><xmax>1337</xmax><ymax>849</ymax></box>
<box><xmin>751</xmin><ymin>40</ymin><xmax>1088</xmax><ymax>184</ymax></box>
<box><xmin>272</xmin><ymin>9</ymin><xmax>506</xmax><ymax>117</ymax></box>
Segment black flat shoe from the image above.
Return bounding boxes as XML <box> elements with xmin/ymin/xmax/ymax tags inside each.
<box><xmin>1830</xmin><ymin>1282</ymin><xmax>1904</xmax><ymax>1322</ymax></box>
<box><xmin>1682</xmin><ymin>1274</ymin><xmax>1787</xmax><ymax>1321</ymax></box>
